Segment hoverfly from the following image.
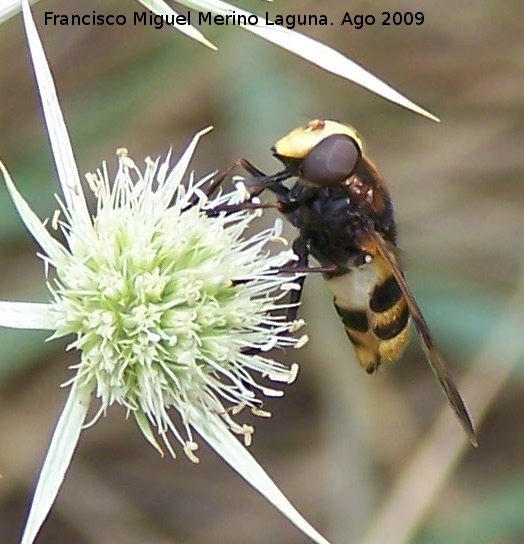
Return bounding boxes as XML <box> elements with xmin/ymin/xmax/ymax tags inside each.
<box><xmin>209</xmin><ymin>119</ymin><xmax>477</xmax><ymax>446</ymax></box>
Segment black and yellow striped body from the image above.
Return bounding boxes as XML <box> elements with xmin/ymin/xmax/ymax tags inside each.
<box><xmin>274</xmin><ymin>122</ymin><xmax>408</xmax><ymax>373</ymax></box>
<box><xmin>260</xmin><ymin>119</ymin><xmax>476</xmax><ymax>443</ymax></box>
<box><xmin>281</xmin><ymin>172</ymin><xmax>410</xmax><ymax>373</ymax></box>
<box><xmin>324</xmin><ymin>248</ymin><xmax>410</xmax><ymax>373</ymax></box>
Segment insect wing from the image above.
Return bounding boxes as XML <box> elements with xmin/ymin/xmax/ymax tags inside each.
<box><xmin>365</xmin><ymin>226</ymin><xmax>477</xmax><ymax>446</ymax></box>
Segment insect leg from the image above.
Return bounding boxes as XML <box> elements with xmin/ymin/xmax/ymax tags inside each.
<box><xmin>237</xmin><ymin>237</ymin><xmax>308</xmax><ymax>357</ymax></box>
<box><xmin>202</xmin><ymin>158</ymin><xmax>266</xmax><ymax>201</ymax></box>
<box><xmin>283</xmin><ymin>236</ymin><xmax>309</xmax><ymax>321</ymax></box>
<box><xmin>203</xmin><ymin>158</ymin><xmax>292</xmax><ymax>215</ymax></box>
<box><xmin>205</xmin><ymin>201</ymin><xmax>284</xmax><ymax>217</ymax></box>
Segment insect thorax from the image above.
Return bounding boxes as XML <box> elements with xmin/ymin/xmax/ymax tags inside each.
<box><xmin>282</xmin><ymin>182</ymin><xmax>396</xmax><ymax>269</ymax></box>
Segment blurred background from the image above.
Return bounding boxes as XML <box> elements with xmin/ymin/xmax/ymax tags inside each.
<box><xmin>1</xmin><ymin>0</ymin><xmax>523</xmax><ymax>543</ymax></box>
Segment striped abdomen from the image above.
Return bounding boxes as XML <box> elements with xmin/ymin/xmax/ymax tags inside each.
<box><xmin>323</xmin><ymin>252</ymin><xmax>410</xmax><ymax>374</ymax></box>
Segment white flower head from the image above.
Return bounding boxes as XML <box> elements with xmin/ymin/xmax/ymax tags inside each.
<box><xmin>36</xmin><ymin>144</ymin><xmax>301</xmax><ymax>458</ymax></box>
<box><xmin>1</xmin><ymin>3</ymin><xmax>332</xmax><ymax>544</ymax></box>
<box><xmin>0</xmin><ymin>139</ymin><xmax>329</xmax><ymax>543</ymax></box>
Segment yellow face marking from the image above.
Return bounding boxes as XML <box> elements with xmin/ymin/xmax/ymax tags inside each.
<box><xmin>273</xmin><ymin>119</ymin><xmax>363</xmax><ymax>160</ymax></box>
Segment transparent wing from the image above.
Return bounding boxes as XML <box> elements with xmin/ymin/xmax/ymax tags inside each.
<box><xmin>365</xmin><ymin>226</ymin><xmax>477</xmax><ymax>446</ymax></box>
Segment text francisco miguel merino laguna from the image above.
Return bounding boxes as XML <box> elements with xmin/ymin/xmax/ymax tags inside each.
<box><xmin>44</xmin><ymin>10</ymin><xmax>330</xmax><ymax>30</ymax></box>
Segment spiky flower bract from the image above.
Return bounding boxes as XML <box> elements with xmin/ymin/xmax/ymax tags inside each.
<box><xmin>1</xmin><ymin>2</ymin><xmax>333</xmax><ymax>543</ymax></box>
<box><xmin>1</xmin><ymin>135</ymin><xmax>333</xmax><ymax>544</ymax></box>
<box><xmin>1</xmin><ymin>1</ymin><xmax>438</xmax><ymax>120</ymax></box>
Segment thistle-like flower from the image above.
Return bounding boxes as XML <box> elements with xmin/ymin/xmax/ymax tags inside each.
<box><xmin>2</xmin><ymin>139</ymin><xmax>319</xmax><ymax>541</ymax></box>
<box><xmin>10</xmin><ymin>143</ymin><xmax>305</xmax><ymax>458</ymax></box>
<box><xmin>0</xmin><ymin>3</ymin><xmax>332</xmax><ymax>544</ymax></box>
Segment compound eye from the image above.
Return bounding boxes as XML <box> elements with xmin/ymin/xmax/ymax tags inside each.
<box><xmin>301</xmin><ymin>134</ymin><xmax>360</xmax><ymax>185</ymax></box>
